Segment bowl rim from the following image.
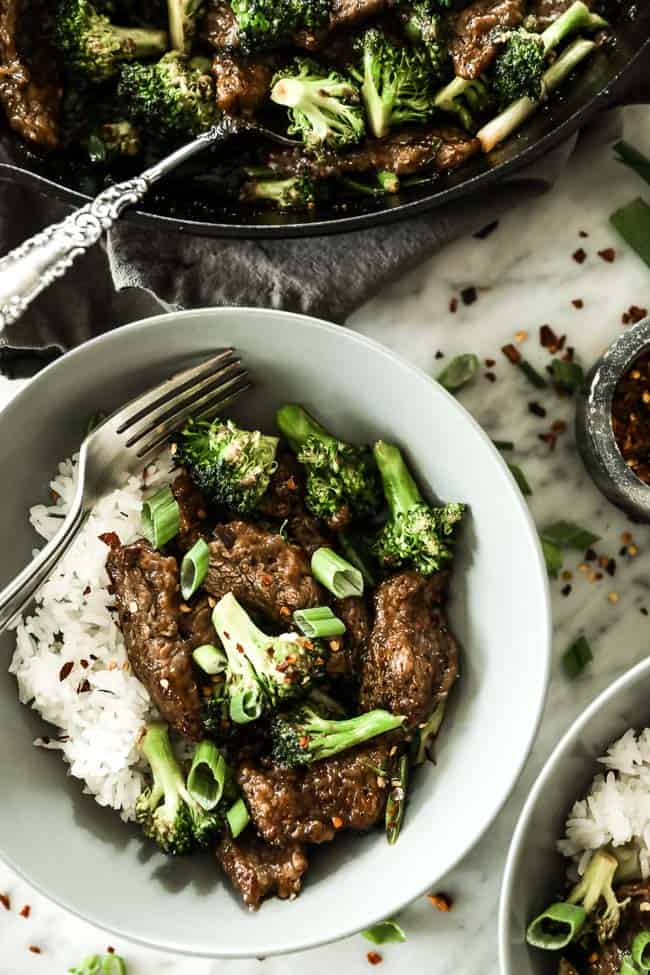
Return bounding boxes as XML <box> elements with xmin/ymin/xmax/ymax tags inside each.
<box><xmin>498</xmin><ymin>653</ymin><xmax>650</xmax><ymax>975</ymax></box>
<box><xmin>0</xmin><ymin>307</ymin><xmax>552</xmax><ymax>957</ymax></box>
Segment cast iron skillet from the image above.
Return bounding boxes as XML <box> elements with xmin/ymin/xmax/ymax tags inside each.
<box><xmin>0</xmin><ymin>3</ymin><xmax>648</xmax><ymax>239</ymax></box>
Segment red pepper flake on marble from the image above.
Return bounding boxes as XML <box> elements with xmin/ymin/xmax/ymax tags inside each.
<box><xmin>20</xmin><ymin>905</ymin><xmax>31</xmax><ymax>918</ymax></box>
<box><xmin>98</xmin><ymin>532</ymin><xmax>120</xmax><ymax>549</ymax></box>
<box><xmin>461</xmin><ymin>286</ymin><xmax>477</xmax><ymax>306</ymax></box>
<box><xmin>598</xmin><ymin>247</ymin><xmax>616</xmax><ymax>263</ymax></box>
<box><xmin>77</xmin><ymin>679</ymin><xmax>91</xmax><ymax>693</ymax></box>
<box><xmin>579</xmin><ymin>229</ymin><xmax>589</xmax><ymax>238</ymax></box>
<box><xmin>485</xmin><ymin>372</ymin><xmax>496</xmax><ymax>383</ymax></box>
<box><xmin>501</xmin><ymin>343</ymin><xmax>521</xmax><ymax>364</ymax></box>
<box><xmin>573</xmin><ymin>248</ymin><xmax>587</xmax><ymax>264</ymax></box>
<box><xmin>28</xmin><ymin>947</ymin><xmax>42</xmax><ymax>955</ymax></box>
<box><xmin>485</xmin><ymin>358</ymin><xmax>496</xmax><ymax>368</ymax></box>
<box><xmin>59</xmin><ymin>661</ymin><xmax>74</xmax><ymax>682</ymax></box>
<box><xmin>540</xmin><ymin>325</ymin><xmax>560</xmax><ymax>352</ymax></box>
<box><xmin>0</xmin><ymin>893</ymin><xmax>10</xmax><ymax>911</ymax></box>
<box><xmin>449</xmin><ymin>297</ymin><xmax>458</xmax><ymax>314</ymax></box>
<box><xmin>529</xmin><ymin>402</ymin><xmax>546</xmax><ymax>418</ymax></box>
<box><xmin>367</xmin><ymin>952</ymin><xmax>383</xmax><ymax>966</ymax></box>
<box><xmin>107</xmin><ymin>947</ymin><xmax>115</xmax><ymax>954</ymax></box>
<box><xmin>571</xmin><ymin>299</ymin><xmax>584</xmax><ymax>309</ymax></box>
<box><xmin>641</xmin><ymin>607</ymin><xmax>649</xmax><ymax>616</ymax></box>
<box><xmin>428</xmin><ymin>892</ymin><xmax>453</xmax><ymax>911</ymax></box>
<box><xmin>551</xmin><ymin>420</ymin><xmax>567</xmax><ymax>434</ymax></box>
<box><xmin>622</xmin><ymin>305</ymin><xmax>648</xmax><ymax>325</ymax></box>
<box><xmin>539</xmin><ymin>432</ymin><xmax>557</xmax><ymax>450</ymax></box>
<box><xmin>561</xmin><ymin>584</ymin><xmax>572</xmax><ymax>597</ymax></box>
<box><xmin>435</xmin><ymin>349</ymin><xmax>444</xmax><ymax>359</ymax></box>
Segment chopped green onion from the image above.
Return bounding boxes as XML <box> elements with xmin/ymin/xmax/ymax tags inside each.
<box><xmin>187</xmin><ymin>741</ymin><xmax>228</xmax><ymax>811</ymax></box>
<box><xmin>562</xmin><ymin>635</ymin><xmax>593</xmax><ymax>679</ymax></box>
<box><xmin>526</xmin><ymin>902</ymin><xmax>587</xmax><ymax>950</ymax></box>
<box><xmin>551</xmin><ymin>358</ymin><xmax>585</xmax><ymax>393</ymax></box>
<box><xmin>87</xmin><ymin>132</ymin><xmax>107</xmax><ymax>164</ymax></box>
<box><xmin>541</xmin><ymin>522</ymin><xmax>599</xmax><ymax>550</ymax></box>
<box><xmin>620</xmin><ymin>958</ymin><xmax>641</xmax><ymax>975</ymax></box>
<box><xmin>101</xmin><ymin>956</ymin><xmax>127</xmax><ymax>975</ymax></box>
<box><xmin>69</xmin><ymin>958</ymin><xmax>102</xmax><ymax>975</ymax></box>
<box><xmin>69</xmin><ymin>956</ymin><xmax>127</xmax><ymax>975</ymax></box>
<box><xmin>229</xmin><ymin>687</ymin><xmax>263</xmax><ymax>724</ymax></box>
<box><xmin>614</xmin><ymin>140</ymin><xmax>650</xmax><ymax>186</ymax></box>
<box><xmin>518</xmin><ymin>360</ymin><xmax>548</xmax><ymax>389</ymax></box>
<box><xmin>192</xmin><ymin>643</ymin><xmax>228</xmax><ymax>675</ymax></box>
<box><xmin>362</xmin><ymin>920</ymin><xmax>407</xmax><ymax>944</ymax></box>
<box><xmin>226</xmin><ymin>797</ymin><xmax>250</xmax><ymax>838</ymax></box>
<box><xmin>508</xmin><ymin>464</ymin><xmax>532</xmax><ymax>497</ymax></box>
<box><xmin>377</xmin><ymin>171</ymin><xmax>400</xmax><ymax>193</ymax></box>
<box><xmin>493</xmin><ymin>440</ymin><xmax>515</xmax><ymax>451</ymax></box>
<box><xmin>632</xmin><ymin>932</ymin><xmax>650</xmax><ymax>971</ymax></box>
<box><xmin>610</xmin><ymin>197</ymin><xmax>650</xmax><ymax>268</ymax></box>
<box><xmin>141</xmin><ymin>485</ymin><xmax>180</xmax><ymax>550</ymax></box>
<box><xmin>412</xmin><ymin>699</ymin><xmax>446</xmax><ymax>766</ymax></box>
<box><xmin>311</xmin><ymin>548</ymin><xmax>364</xmax><ymax>598</ymax></box>
<box><xmin>541</xmin><ymin>537</ymin><xmax>563</xmax><ymax>578</ymax></box>
<box><xmin>436</xmin><ymin>354</ymin><xmax>480</xmax><ymax>392</ymax></box>
<box><xmin>338</xmin><ymin>528</ymin><xmax>377</xmax><ymax>587</ymax></box>
<box><xmin>386</xmin><ymin>753</ymin><xmax>408</xmax><ymax>845</ymax></box>
<box><xmin>293</xmin><ymin>606</ymin><xmax>346</xmax><ymax>638</ymax></box>
<box><xmin>180</xmin><ymin>538</ymin><xmax>210</xmax><ymax>600</ymax></box>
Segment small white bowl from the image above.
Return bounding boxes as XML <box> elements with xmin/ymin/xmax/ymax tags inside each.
<box><xmin>0</xmin><ymin>308</ymin><xmax>551</xmax><ymax>958</ymax></box>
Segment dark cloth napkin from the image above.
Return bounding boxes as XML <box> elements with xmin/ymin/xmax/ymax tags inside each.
<box><xmin>0</xmin><ymin>108</ymin><xmax>624</xmax><ymax>376</ymax></box>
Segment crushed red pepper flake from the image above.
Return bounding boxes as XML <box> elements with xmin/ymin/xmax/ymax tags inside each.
<box><xmin>20</xmin><ymin>905</ymin><xmax>31</xmax><ymax>918</ymax></box>
<box><xmin>485</xmin><ymin>372</ymin><xmax>496</xmax><ymax>383</ymax></box>
<box><xmin>622</xmin><ymin>305</ymin><xmax>648</xmax><ymax>326</ymax></box>
<box><xmin>485</xmin><ymin>357</ymin><xmax>496</xmax><ymax>368</ymax></box>
<box><xmin>529</xmin><ymin>402</ymin><xmax>546</xmax><ymax>418</ymax></box>
<box><xmin>598</xmin><ymin>247</ymin><xmax>616</xmax><ymax>263</ymax></box>
<box><xmin>107</xmin><ymin>947</ymin><xmax>115</xmax><ymax>954</ymax></box>
<box><xmin>579</xmin><ymin>229</ymin><xmax>589</xmax><ymax>238</ymax></box>
<box><xmin>571</xmin><ymin>299</ymin><xmax>584</xmax><ymax>309</ymax></box>
<box><xmin>641</xmin><ymin>607</ymin><xmax>648</xmax><ymax>616</ymax></box>
<box><xmin>585</xmin><ymin>548</ymin><xmax>597</xmax><ymax>562</ymax></box>
<box><xmin>539</xmin><ymin>432</ymin><xmax>557</xmax><ymax>450</ymax></box>
<box><xmin>561</xmin><ymin>584</ymin><xmax>572</xmax><ymax>597</ymax></box>
<box><xmin>28</xmin><ymin>947</ymin><xmax>42</xmax><ymax>955</ymax></box>
<box><xmin>0</xmin><ymin>894</ymin><xmax>10</xmax><ymax>911</ymax></box>
<box><xmin>612</xmin><ymin>350</ymin><xmax>650</xmax><ymax>484</ymax></box>
<box><xmin>428</xmin><ymin>892</ymin><xmax>453</xmax><ymax>911</ymax></box>
<box><xmin>461</xmin><ymin>286</ymin><xmax>477</xmax><ymax>306</ymax></box>
<box><xmin>331</xmin><ymin>816</ymin><xmax>343</xmax><ymax>829</ymax></box>
<box><xmin>98</xmin><ymin>532</ymin><xmax>120</xmax><ymax>549</ymax></box>
<box><xmin>367</xmin><ymin>952</ymin><xmax>383</xmax><ymax>965</ymax></box>
<box><xmin>435</xmin><ymin>349</ymin><xmax>444</xmax><ymax>359</ymax></box>
<box><xmin>572</xmin><ymin>248</ymin><xmax>587</xmax><ymax>264</ymax></box>
<box><xmin>449</xmin><ymin>297</ymin><xmax>458</xmax><ymax>314</ymax></box>
<box><xmin>59</xmin><ymin>661</ymin><xmax>74</xmax><ymax>682</ymax></box>
<box><xmin>77</xmin><ymin>679</ymin><xmax>91</xmax><ymax>693</ymax></box>
<box><xmin>551</xmin><ymin>419</ymin><xmax>567</xmax><ymax>434</ymax></box>
<box><xmin>501</xmin><ymin>343</ymin><xmax>521</xmax><ymax>364</ymax></box>
<box><xmin>540</xmin><ymin>325</ymin><xmax>559</xmax><ymax>350</ymax></box>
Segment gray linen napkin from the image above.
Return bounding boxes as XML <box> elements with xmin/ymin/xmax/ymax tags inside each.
<box><xmin>0</xmin><ymin>110</ymin><xmax>623</xmax><ymax>375</ymax></box>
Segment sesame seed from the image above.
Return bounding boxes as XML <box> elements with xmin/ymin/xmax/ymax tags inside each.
<box><xmin>608</xmin><ymin>592</ymin><xmax>619</xmax><ymax>604</ymax></box>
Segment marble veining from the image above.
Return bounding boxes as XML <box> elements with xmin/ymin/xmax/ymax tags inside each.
<box><xmin>1</xmin><ymin>106</ymin><xmax>650</xmax><ymax>974</ymax></box>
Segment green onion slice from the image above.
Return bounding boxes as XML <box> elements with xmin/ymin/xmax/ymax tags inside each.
<box><xmin>101</xmin><ymin>957</ymin><xmax>127</xmax><ymax>975</ymax></box>
<box><xmin>338</xmin><ymin>528</ymin><xmax>377</xmax><ymax>587</ymax></box>
<box><xmin>386</xmin><ymin>753</ymin><xmax>408</xmax><ymax>846</ymax></box>
<box><xmin>311</xmin><ymin>548</ymin><xmax>364</xmax><ymax>599</ymax></box>
<box><xmin>436</xmin><ymin>354</ymin><xmax>479</xmax><ymax>392</ymax></box>
<box><xmin>541</xmin><ymin>521</ymin><xmax>599</xmax><ymax>550</ymax></box>
<box><xmin>493</xmin><ymin>440</ymin><xmax>515</xmax><ymax>451</ymax></box>
<box><xmin>362</xmin><ymin>919</ymin><xmax>407</xmax><ymax>944</ymax></box>
<box><xmin>508</xmin><ymin>464</ymin><xmax>532</xmax><ymax>497</ymax></box>
<box><xmin>517</xmin><ymin>360</ymin><xmax>548</xmax><ymax>389</ymax></box>
<box><xmin>192</xmin><ymin>643</ymin><xmax>228</xmax><ymax>675</ymax></box>
<box><xmin>293</xmin><ymin>606</ymin><xmax>346</xmax><ymax>639</ymax></box>
<box><xmin>229</xmin><ymin>687</ymin><xmax>263</xmax><ymax>724</ymax></box>
<box><xmin>620</xmin><ymin>957</ymin><xmax>640</xmax><ymax>975</ymax></box>
<box><xmin>614</xmin><ymin>140</ymin><xmax>650</xmax><ymax>186</ymax></box>
<box><xmin>525</xmin><ymin>902</ymin><xmax>587</xmax><ymax>950</ymax></box>
<box><xmin>187</xmin><ymin>741</ymin><xmax>228</xmax><ymax>811</ymax></box>
<box><xmin>632</xmin><ymin>932</ymin><xmax>650</xmax><ymax>971</ymax></box>
<box><xmin>562</xmin><ymin>636</ymin><xmax>593</xmax><ymax>679</ymax></box>
<box><xmin>541</xmin><ymin>537</ymin><xmax>563</xmax><ymax>578</ymax></box>
<box><xmin>141</xmin><ymin>485</ymin><xmax>180</xmax><ymax>550</ymax></box>
<box><xmin>226</xmin><ymin>797</ymin><xmax>250</xmax><ymax>838</ymax></box>
<box><xmin>611</xmin><ymin>197</ymin><xmax>650</xmax><ymax>269</ymax></box>
<box><xmin>551</xmin><ymin>359</ymin><xmax>585</xmax><ymax>393</ymax></box>
<box><xmin>180</xmin><ymin>538</ymin><xmax>210</xmax><ymax>600</ymax></box>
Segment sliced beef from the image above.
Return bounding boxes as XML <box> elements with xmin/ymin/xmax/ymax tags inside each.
<box><xmin>202</xmin><ymin>1</ymin><xmax>240</xmax><ymax>48</ymax></box>
<box><xmin>106</xmin><ymin>540</ymin><xmax>202</xmax><ymax>740</ymax></box>
<box><xmin>204</xmin><ymin>520</ymin><xmax>325</xmax><ymax>622</ymax></box>
<box><xmin>0</xmin><ymin>0</ymin><xmax>61</xmax><ymax>147</ymax></box>
<box><xmin>212</xmin><ymin>52</ymin><xmax>274</xmax><ymax>116</ymax></box>
<box><xmin>171</xmin><ymin>469</ymin><xmax>209</xmax><ymax>552</ymax></box>
<box><xmin>238</xmin><ymin>742</ymin><xmax>389</xmax><ymax>845</ymax></box>
<box><xmin>327</xmin><ymin>595</ymin><xmax>371</xmax><ymax>679</ymax></box>
<box><xmin>178</xmin><ymin>595</ymin><xmax>217</xmax><ymax>650</ymax></box>
<box><xmin>294</xmin><ymin>0</ymin><xmax>388</xmax><ymax>49</ymax></box>
<box><xmin>583</xmin><ymin>882</ymin><xmax>650</xmax><ymax>975</ymax></box>
<box><xmin>258</xmin><ymin>452</ymin><xmax>305</xmax><ymax>521</ymax></box>
<box><xmin>359</xmin><ymin>570</ymin><xmax>458</xmax><ymax>728</ymax></box>
<box><xmin>447</xmin><ymin>0</ymin><xmax>526</xmax><ymax>79</ymax></box>
<box><xmin>217</xmin><ymin>833</ymin><xmax>309</xmax><ymax>908</ymax></box>
<box><xmin>267</xmin><ymin>126</ymin><xmax>480</xmax><ymax>179</ymax></box>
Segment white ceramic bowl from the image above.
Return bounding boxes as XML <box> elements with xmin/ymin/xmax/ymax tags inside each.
<box><xmin>0</xmin><ymin>308</ymin><xmax>551</xmax><ymax>957</ymax></box>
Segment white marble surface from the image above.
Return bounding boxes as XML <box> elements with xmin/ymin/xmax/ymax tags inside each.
<box><xmin>1</xmin><ymin>105</ymin><xmax>650</xmax><ymax>975</ymax></box>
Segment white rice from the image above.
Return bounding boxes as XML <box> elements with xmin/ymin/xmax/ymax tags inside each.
<box><xmin>558</xmin><ymin>728</ymin><xmax>650</xmax><ymax>879</ymax></box>
<box><xmin>9</xmin><ymin>452</ymin><xmax>174</xmax><ymax>821</ymax></box>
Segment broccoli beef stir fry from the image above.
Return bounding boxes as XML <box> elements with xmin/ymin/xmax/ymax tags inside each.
<box><xmin>0</xmin><ymin>0</ymin><xmax>610</xmax><ymax>210</ymax></box>
<box><xmin>106</xmin><ymin>406</ymin><xmax>465</xmax><ymax>908</ymax></box>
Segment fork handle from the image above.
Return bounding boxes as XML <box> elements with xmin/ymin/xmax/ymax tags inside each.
<box><xmin>0</xmin><ymin>500</ymin><xmax>88</xmax><ymax>633</ymax></box>
<box><xmin>0</xmin><ymin>118</ymin><xmax>241</xmax><ymax>331</ymax></box>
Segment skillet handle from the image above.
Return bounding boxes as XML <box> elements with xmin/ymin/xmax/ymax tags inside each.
<box><xmin>0</xmin><ymin>119</ymin><xmax>241</xmax><ymax>331</ymax></box>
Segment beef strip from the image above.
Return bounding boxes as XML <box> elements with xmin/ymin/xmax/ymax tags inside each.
<box><xmin>178</xmin><ymin>595</ymin><xmax>217</xmax><ymax>650</ymax></box>
<box><xmin>217</xmin><ymin>833</ymin><xmax>309</xmax><ymax>908</ymax></box>
<box><xmin>170</xmin><ymin>469</ymin><xmax>209</xmax><ymax>552</ymax></box>
<box><xmin>267</xmin><ymin>126</ymin><xmax>480</xmax><ymax>179</ymax></box>
<box><xmin>202</xmin><ymin>1</ymin><xmax>241</xmax><ymax>48</ymax></box>
<box><xmin>331</xmin><ymin>595</ymin><xmax>371</xmax><ymax>677</ymax></box>
<box><xmin>237</xmin><ymin>741</ymin><xmax>389</xmax><ymax>845</ymax></box>
<box><xmin>0</xmin><ymin>0</ymin><xmax>61</xmax><ymax>147</ymax></box>
<box><xmin>212</xmin><ymin>52</ymin><xmax>275</xmax><ymax>115</ymax></box>
<box><xmin>582</xmin><ymin>883</ymin><xmax>650</xmax><ymax>975</ymax></box>
<box><xmin>258</xmin><ymin>452</ymin><xmax>305</xmax><ymax>522</ymax></box>
<box><xmin>447</xmin><ymin>0</ymin><xmax>526</xmax><ymax>79</ymax></box>
<box><xmin>106</xmin><ymin>540</ymin><xmax>202</xmax><ymax>740</ymax></box>
<box><xmin>204</xmin><ymin>520</ymin><xmax>325</xmax><ymax>622</ymax></box>
<box><xmin>359</xmin><ymin>570</ymin><xmax>458</xmax><ymax>728</ymax></box>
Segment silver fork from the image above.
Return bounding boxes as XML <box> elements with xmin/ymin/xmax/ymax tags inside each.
<box><xmin>0</xmin><ymin>348</ymin><xmax>250</xmax><ymax>632</ymax></box>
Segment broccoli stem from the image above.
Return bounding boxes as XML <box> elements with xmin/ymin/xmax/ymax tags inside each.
<box><xmin>276</xmin><ymin>404</ymin><xmax>329</xmax><ymax>453</ymax></box>
<box><xmin>373</xmin><ymin>440</ymin><xmax>423</xmax><ymax>522</ymax></box>
<box><xmin>540</xmin><ymin>0</ymin><xmax>607</xmax><ymax>53</ymax></box>
<box><xmin>272</xmin><ymin>706</ymin><xmax>405</xmax><ymax>765</ymax></box>
<box><xmin>567</xmin><ymin>849</ymin><xmax>619</xmax><ymax>915</ymax></box>
<box><xmin>477</xmin><ymin>39</ymin><xmax>596</xmax><ymax>152</ymax></box>
<box><xmin>141</xmin><ymin>721</ymin><xmax>184</xmax><ymax>815</ymax></box>
<box><xmin>113</xmin><ymin>25</ymin><xmax>169</xmax><ymax>56</ymax></box>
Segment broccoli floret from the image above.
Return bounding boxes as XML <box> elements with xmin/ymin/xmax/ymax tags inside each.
<box><xmin>85</xmin><ymin>119</ymin><xmax>141</xmax><ymax>162</ymax></box>
<box><xmin>135</xmin><ymin>723</ymin><xmax>221</xmax><ymax>854</ymax></box>
<box><xmin>351</xmin><ymin>29</ymin><xmax>437</xmax><ymax>139</ymax></box>
<box><xmin>276</xmin><ymin>404</ymin><xmax>382</xmax><ymax>529</ymax></box>
<box><xmin>118</xmin><ymin>52</ymin><xmax>218</xmax><ymax>140</ymax></box>
<box><xmin>231</xmin><ymin>0</ymin><xmax>330</xmax><ymax>52</ymax></box>
<box><xmin>271</xmin><ymin>705</ymin><xmax>405</xmax><ymax>767</ymax></box>
<box><xmin>167</xmin><ymin>0</ymin><xmax>206</xmax><ymax>51</ymax></box>
<box><xmin>174</xmin><ymin>417</ymin><xmax>279</xmax><ymax>513</ymax></box>
<box><xmin>240</xmin><ymin>175</ymin><xmax>318</xmax><ymax>209</ymax></box>
<box><xmin>271</xmin><ymin>58</ymin><xmax>365</xmax><ymax>151</ymax></box>
<box><xmin>491</xmin><ymin>28</ymin><xmax>545</xmax><ymax>106</ymax></box>
<box><xmin>56</xmin><ymin>0</ymin><xmax>168</xmax><ymax>82</ymax></box>
<box><xmin>212</xmin><ymin>593</ymin><xmax>326</xmax><ymax>723</ymax></box>
<box><xmin>372</xmin><ymin>440</ymin><xmax>464</xmax><ymax>576</ymax></box>
<box><xmin>400</xmin><ymin>0</ymin><xmax>451</xmax><ymax>78</ymax></box>
<box><xmin>433</xmin><ymin>74</ymin><xmax>494</xmax><ymax>132</ymax></box>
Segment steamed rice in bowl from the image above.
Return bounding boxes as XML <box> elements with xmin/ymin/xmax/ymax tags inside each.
<box><xmin>9</xmin><ymin>452</ymin><xmax>173</xmax><ymax>820</ymax></box>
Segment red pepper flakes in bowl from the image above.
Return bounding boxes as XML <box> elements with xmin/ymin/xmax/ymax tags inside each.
<box><xmin>612</xmin><ymin>349</ymin><xmax>650</xmax><ymax>484</ymax></box>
